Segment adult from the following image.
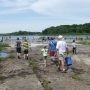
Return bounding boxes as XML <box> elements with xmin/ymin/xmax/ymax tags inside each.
<box><xmin>56</xmin><ymin>35</ymin><xmax>67</xmax><ymax>72</ymax></box>
<box><xmin>16</xmin><ymin>37</ymin><xmax>22</xmax><ymax>59</ymax></box>
<box><xmin>48</xmin><ymin>37</ymin><xmax>57</xmax><ymax>61</ymax></box>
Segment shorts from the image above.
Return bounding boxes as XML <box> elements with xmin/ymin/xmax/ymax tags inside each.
<box><xmin>57</xmin><ymin>53</ymin><xmax>66</xmax><ymax>61</ymax></box>
<box><xmin>43</xmin><ymin>56</ymin><xmax>47</xmax><ymax>59</ymax></box>
<box><xmin>49</xmin><ymin>51</ymin><xmax>56</xmax><ymax>57</ymax></box>
<box><xmin>16</xmin><ymin>47</ymin><xmax>21</xmax><ymax>53</ymax></box>
<box><xmin>24</xmin><ymin>49</ymin><xmax>28</xmax><ymax>54</ymax></box>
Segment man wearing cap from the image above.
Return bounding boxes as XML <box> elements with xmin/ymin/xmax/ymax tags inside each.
<box><xmin>56</xmin><ymin>35</ymin><xmax>67</xmax><ymax>72</ymax></box>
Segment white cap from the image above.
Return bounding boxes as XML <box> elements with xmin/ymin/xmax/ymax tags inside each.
<box><xmin>58</xmin><ymin>35</ymin><xmax>63</xmax><ymax>39</ymax></box>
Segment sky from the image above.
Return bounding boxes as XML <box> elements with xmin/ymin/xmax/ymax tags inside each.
<box><xmin>0</xmin><ymin>0</ymin><xmax>90</xmax><ymax>33</ymax></box>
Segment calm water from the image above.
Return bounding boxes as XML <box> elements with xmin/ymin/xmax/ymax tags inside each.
<box><xmin>0</xmin><ymin>52</ymin><xmax>8</xmax><ymax>58</ymax></box>
<box><xmin>0</xmin><ymin>35</ymin><xmax>90</xmax><ymax>42</ymax></box>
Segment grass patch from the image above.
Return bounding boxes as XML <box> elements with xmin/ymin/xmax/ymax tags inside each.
<box><xmin>77</xmin><ymin>41</ymin><xmax>90</xmax><ymax>45</ymax></box>
<box><xmin>29</xmin><ymin>58</ymin><xmax>38</xmax><ymax>72</ymax></box>
<box><xmin>29</xmin><ymin>58</ymin><xmax>52</xmax><ymax>90</ymax></box>
<box><xmin>0</xmin><ymin>76</ymin><xmax>5</xmax><ymax>84</ymax></box>
<box><xmin>0</xmin><ymin>57</ymin><xmax>4</xmax><ymax>62</ymax></box>
<box><xmin>72</xmin><ymin>74</ymin><xmax>81</xmax><ymax>80</ymax></box>
<box><xmin>42</xmin><ymin>80</ymin><xmax>52</xmax><ymax>90</ymax></box>
<box><xmin>0</xmin><ymin>43</ymin><xmax>10</xmax><ymax>51</ymax></box>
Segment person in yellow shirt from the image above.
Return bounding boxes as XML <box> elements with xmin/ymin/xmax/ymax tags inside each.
<box><xmin>23</xmin><ymin>38</ymin><xmax>29</xmax><ymax>59</ymax></box>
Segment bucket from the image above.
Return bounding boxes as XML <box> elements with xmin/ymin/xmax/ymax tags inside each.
<box><xmin>65</xmin><ymin>56</ymin><xmax>72</xmax><ymax>66</ymax></box>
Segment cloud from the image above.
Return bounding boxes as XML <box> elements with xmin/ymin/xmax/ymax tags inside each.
<box><xmin>0</xmin><ymin>0</ymin><xmax>90</xmax><ymax>17</ymax></box>
<box><xmin>31</xmin><ymin>0</ymin><xmax>90</xmax><ymax>17</ymax></box>
<box><xmin>31</xmin><ymin>0</ymin><xmax>61</xmax><ymax>15</ymax></box>
<box><xmin>0</xmin><ymin>0</ymin><xmax>31</xmax><ymax>8</ymax></box>
<box><xmin>0</xmin><ymin>0</ymin><xmax>90</xmax><ymax>33</ymax></box>
<box><xmin>0</xmin><ymin>0</ymin><xmax>34</xmax><ymax>15</ymax></box>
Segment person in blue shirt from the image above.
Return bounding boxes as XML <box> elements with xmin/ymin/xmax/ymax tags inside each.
<box><xmin>48</xmin><ymin>37</ymin><xmax>57</xmax><ymax>61</ymax></box>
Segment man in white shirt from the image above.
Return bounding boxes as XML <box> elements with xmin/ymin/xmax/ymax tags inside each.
<box><xmin>56</xmin><ymin>35</ymin><xmax>67</xmax><ymax>72</ymax></box>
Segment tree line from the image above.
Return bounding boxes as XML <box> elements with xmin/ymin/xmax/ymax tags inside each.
<box><xmin>6</xmin><ymin>31</ymin><xmax>41</xmax><ymax>35</ymax></box>
<box><xmin>42</xmin><ymin>23</ymin><xmax>90</xmax><ymax>35</ymax></box>
<box><xmin>0</xmin><ymin>23</ymin><xmax>90</xmax><ymax>35</ymax></box>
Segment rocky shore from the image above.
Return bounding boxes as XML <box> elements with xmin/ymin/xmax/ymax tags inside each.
<box><xmin>0</xmin><ymin>42</ymin><xmax>90</xmax><ymax>90</ymax></box>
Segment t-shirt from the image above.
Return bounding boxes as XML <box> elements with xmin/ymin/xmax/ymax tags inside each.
<box><xmin>48</xmin><ymin>40</ymin><xmax>57</xmax><ymax>51</ymax></box>
<box><xmin>56</xmin><ymin>40</ymin><xmax>67</xmax><ymax>54</ymax></box>
<box><xmin>16</xmin><ymin>40</ymin><xmax>21</xmax><ymax>48</ymax></box>
<box><xmin>23</xmin><ymin>41</ymin><xmax>29</xmax><ymax>50</ymax></box>
<box><xmin>41</xmin><ymin>48</ymin><xmax>48</xmax><ymax>56</ymax></box>
<box><xmin>72</xmin><ymin>42</ymin><xmax>76</xmax><ymax>48</ymax></box>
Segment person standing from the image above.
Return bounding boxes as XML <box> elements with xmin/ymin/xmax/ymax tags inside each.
<box><xmin>41</xmin><ymin>46</ymin><xmax>48</xmax><ymax>68</ymax></box>
<box><xmin>16</xmin><ymin>38</ymin><xmax>22</xmax><ymax>59</ymax></box>
<box><xmin>56</xmin><ymin>35</ymin><xmax>67</xmax><ymax>72</ymax></box>
<box><xmin>72</xmin><ymin>40</ymin><xmax>77</xmax><ymax>54</ymax></box>
<box><xmin>23</xmin><ymin>38</ymin><xmax>29</xmax><ymax>60</ymax></box>
<box><xmin>48</xmin><ymin>37</ymin><xmax>57</xmax><ymax>61</ymax></box>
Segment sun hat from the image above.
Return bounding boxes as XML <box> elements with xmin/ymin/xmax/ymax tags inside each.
<box><xmin>58</xmin><ymin>35</ymin><xmax>63</xmax><ymax>39</ymax></box>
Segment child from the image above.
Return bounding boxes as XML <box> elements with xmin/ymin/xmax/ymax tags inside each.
<box><xmin>23</xmin><ymin>38</ymin><xmax>29</xmax><ymax>59</ymax></box>
<box><xmin>41</xmin><ymin>46</ymin><xmax>48</xmax><ymax>67</ymax></box>
<box><xmin>72</xmin><ymin>40</ymin><xmax>77</xmax><ymax>54</ymax></box>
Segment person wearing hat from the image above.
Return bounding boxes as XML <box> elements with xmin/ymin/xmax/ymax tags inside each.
<box><xmin>56</xmin><ymin>35</ymin><xmax>67</xmax><ymax>72</ymax></box>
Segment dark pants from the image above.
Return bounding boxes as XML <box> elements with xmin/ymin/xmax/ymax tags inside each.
<box><xmin>73</xmin><ymin>47</ymin><xmax>76</xmax><ymax>54</ymax></box>
<box><xmin>16</xmin><ymin>47</ymin><xmax>21</xmax><ymax>53</ymax></box>
<box><xmin>24</xmin><ymin>49</ymin><xmax>28</xmax><ymax>54</ymax></box>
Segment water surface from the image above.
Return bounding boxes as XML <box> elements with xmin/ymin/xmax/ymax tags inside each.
<box><xmin>0</xmin><ymin>52</ymin><xmax>8</xmax><ymax>58</ymax></box>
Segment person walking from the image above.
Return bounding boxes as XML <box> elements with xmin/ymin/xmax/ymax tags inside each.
<box><xmin>23</xmin><ymin>38</ymin><xmax>29</xmax><ymax>60</ymax></box>
<box><xmin>48</xmin><ymin>37</ymin><xmax>57</xmax><ymax>62</ymax></box>
<box><xmin>41</xmin><ymin>46</ymin><xmax>48</xmax><ymax>68</ymax></box>
<box><xmin>56</xmin><ymin>35</ymin><xmax>67</xmax><ymax>72</ymax></box>
<box><xmin>72</xmin><ymin>40</ymin><xmax>77</xmax><ymax>54</ymax></box>
<box><xmin>16</xmin><ymin>37</ymin><xmax>22</xmax><ymax>59</ymax></box>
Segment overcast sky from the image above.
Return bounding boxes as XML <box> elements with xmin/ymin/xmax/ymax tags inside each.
<box><xmin>0</xmin><ymin>0</ymin><xmax>90</xmax><ymax>33</ymax></box>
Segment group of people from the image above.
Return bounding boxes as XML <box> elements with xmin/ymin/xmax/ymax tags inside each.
<box><xmin>16</xmin><ymin>35</ymin><xmax>77</xmax><ymax>72</ymax></box>
<box><xmin>41</xmin><ymin>35</ymin><xmax>77</xmax><ymax>72</ymax></box>
<box><xmin>16</xmin><ymin>37</ymin><xmax>29</xmax><ymax>60</ymax></box>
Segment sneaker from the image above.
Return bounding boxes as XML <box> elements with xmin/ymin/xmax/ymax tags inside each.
<box><xmin>26</xmin><ymin>56</ymin><xmax>28</xmax><ymax>60</ymax></box>
<box><xmin>18</xmin><ymin>56</ymin><xmax>20</xmax><ymax>59</ymax></box>
<box><xmin>61</xmin><ymin>69</ymin><xmax>67</xmax><ymax>73</ymax></box>
<box><xmin>57</xmin><ymin>67</ymin><xmax>61</xmax><ymax>71</ymax></box>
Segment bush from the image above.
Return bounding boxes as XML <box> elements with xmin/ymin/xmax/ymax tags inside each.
<box><xmin>78</xmin><ymin>41</ymin><xmax>90</xmax><ymax>45</ymax></box>
<box><xmin>0</xmin><ymin>43</ymin><xmax>10</xmax><ymax>51</ymax></box>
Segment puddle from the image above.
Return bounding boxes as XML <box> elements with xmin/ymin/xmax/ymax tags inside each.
<box><xmin>0</xmin><ymin>52</ymin><xmax>8</xmax><ymax>58</ymax></box>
